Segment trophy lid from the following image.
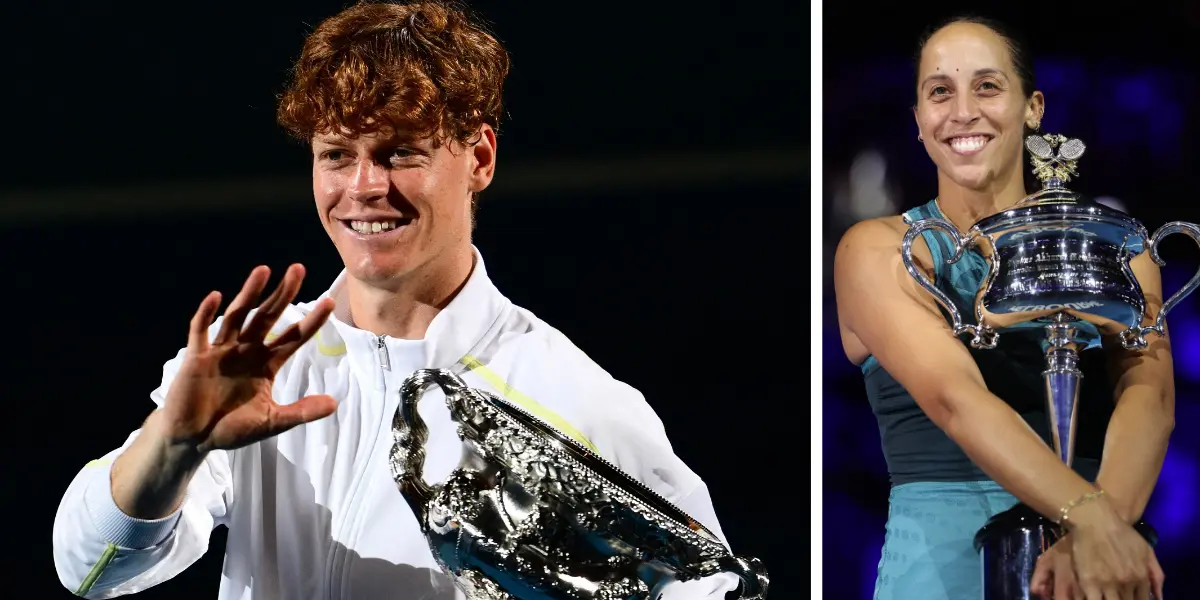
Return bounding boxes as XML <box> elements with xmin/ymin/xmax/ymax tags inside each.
<box><xmin>973</xmin><ymin>132</ymin><xmax>1142</xmax><ymax>232</ymax></box>
<box><xmin>1014</xmin><ymin>133</ymin><xmax>1090</xmax><ymax>207</ymax></box>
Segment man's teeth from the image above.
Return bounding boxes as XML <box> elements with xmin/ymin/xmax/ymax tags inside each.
<box><xmin>350</xmin><ymin>220</ymin><xmax>400</xmax><ymax>234</ymax></box>
<box><xmin>950</xmin><ymin>136</ymin><xmax>989</xmax><ymax>153</ymax></box>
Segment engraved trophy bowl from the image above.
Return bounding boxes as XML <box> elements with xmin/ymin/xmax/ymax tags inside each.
<box><xmin>389</xmin><ymin>368</ymin><xmax>769</xmax><ymax>600</ymax></box>
<box><xmin>900</xmin><ymin>133</ymin><xmax>1200</xmax><ymax>600</ymax></box>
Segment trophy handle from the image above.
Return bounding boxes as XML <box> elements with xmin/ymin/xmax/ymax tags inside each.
<box><xmin>391</xmin><ymin>368</ymin><xmax>469</xmax><ymax>521</ymax></box>
<box><xmin>901</xmin><ymin>218</ymin><xmax>998</xmax><ymax>349</ymax></box>
<box><xmin>1120</xmin><ymin>221</ymin><xmax>1200</xmax><ymax>349</ymax></box>
<box><xmin>718</xmin><ymin>555</ymin><xmax>769</xmax><ymax>600</ymax></box>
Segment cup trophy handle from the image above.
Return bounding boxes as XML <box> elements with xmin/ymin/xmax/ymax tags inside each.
<box><xmin>1120</xmin><ymin>221</ymin><xmax>1200</xmax><ymax>349</ymax></box>
<box><xmin>716</xmin><ymin>555</ymin><xmax>769</xmax><ymax>600</ymax></box>
<box><xmin>391</xmin><ymin>368</ymin><xmax>469</xmax><ymax>521</ymax></box>
<box><xmin>902</xmin><ymin>218</ymin><xmax>999</xmax><ymax>349</ymax></box>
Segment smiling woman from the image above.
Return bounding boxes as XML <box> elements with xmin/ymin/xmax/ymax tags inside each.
<box><xmin>833</xmin><ymin>15</ymin><xmax>1172</xmax><ymax>600</ymax></box>
<box><xmin>911</xmin><ymin>17</ymin><xmax>1042</xmax><ymax>216</ymax></box>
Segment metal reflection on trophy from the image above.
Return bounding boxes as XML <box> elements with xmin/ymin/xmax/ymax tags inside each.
<box><xmin>900</xmin><ymin>132</ymin><xmax>1200</xmax><ymax>600</ymax></box>
<box><xmin>387</xmin><ymin>368</ymin><xmax>769</xmax><ymax>600</ymax></box>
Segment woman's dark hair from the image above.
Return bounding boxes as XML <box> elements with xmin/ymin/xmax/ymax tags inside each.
<box><xmin>914</xmin><ymin>16</ymin><xmax>1042</xmax><ymax>192</ymax></box>
<box><xmin>913</xmin><ymin>15</ymin><xmax>1036</xmax><ymax>102</ymax></box>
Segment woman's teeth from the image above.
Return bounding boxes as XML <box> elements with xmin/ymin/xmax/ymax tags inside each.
<box><xmin>950</xmin><ymin>136</ymin><xmax>990</xmax><ymax>153</ymax></box>
<box><xmin>350</xmin><ymin>220</ymin><xmax>399</xmax><ymax>234</ymax></box>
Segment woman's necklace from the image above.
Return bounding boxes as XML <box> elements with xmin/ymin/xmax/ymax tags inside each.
<box><xmin>932</xmin><ymin>196</ymin><xmax>961</xmax><ymax>232</ymax></box>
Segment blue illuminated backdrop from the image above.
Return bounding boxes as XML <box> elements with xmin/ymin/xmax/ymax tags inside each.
<box><xmin>823</xmin><ymin>12</ymin><xmax>1200</xmax><ymax>596</ymax></box>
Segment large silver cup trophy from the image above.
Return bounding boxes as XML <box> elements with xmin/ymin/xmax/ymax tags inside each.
<box><xmin>901</xmin><ymin>132</ymin><xmax>1200</xmax><ymax>599</ymax></box>
<box><xmin>388</xmin><ymin>369</ymin><xmax>769</xmax><ymax>599</ymax></box>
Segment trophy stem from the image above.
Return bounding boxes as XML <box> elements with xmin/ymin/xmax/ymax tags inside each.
<box><xmin>1043</xmin><ymin>313</ymin><xmax>1082</xmax><ymax>467</ymax></box>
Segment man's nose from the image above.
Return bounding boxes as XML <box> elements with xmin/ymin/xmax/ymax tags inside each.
<box><xmin>347</xmin><ymin>160</ymin><xmax>388</xmax><ymax>202</ymax></box>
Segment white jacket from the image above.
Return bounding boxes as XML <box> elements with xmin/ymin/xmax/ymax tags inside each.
<box><xmin>52</xmin><ymin>252</ymin><xmax>737</xmax><ymax>599</ymax></box>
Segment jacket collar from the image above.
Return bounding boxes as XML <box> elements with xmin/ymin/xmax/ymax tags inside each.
<box><xmin>315</xmin><ymin>246</ymin><xmax>511</xmax><ymax>388</ymax></box>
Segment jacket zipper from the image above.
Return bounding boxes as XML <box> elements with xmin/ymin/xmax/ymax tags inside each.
<box><xmin>327</xmin><ymin>335</ymin><xmax>391</xmax><ymax>599</ymax></box>
<box><xmin>376</xmin><ymin>335</ymin><xmax>391</xmax><ymax>371</ymax></box>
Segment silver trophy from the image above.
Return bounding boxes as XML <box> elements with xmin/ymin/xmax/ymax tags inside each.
<box><xmin>388</xmin><ymin>368</ymin><xmax>769</xmax><ymax>599</ymax></box>
<box><xmin>901</xmin><ymin>132</ymin><xmax>1199</xmax><ymax>599</ymax></box>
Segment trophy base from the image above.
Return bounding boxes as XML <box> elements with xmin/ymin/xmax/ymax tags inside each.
<box><xmin>974</xmin><ymin>503</ymin><xmax>1158</xmax><ymax>600</ymax></box>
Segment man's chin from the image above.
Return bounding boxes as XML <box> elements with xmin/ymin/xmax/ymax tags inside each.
<box><xmin>345</xmin><ymin>256</ymin><xmax>417</xmax><ymax>288</ymax></box>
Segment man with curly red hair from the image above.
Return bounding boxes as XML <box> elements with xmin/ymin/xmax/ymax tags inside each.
<box><xmin>51</xmin><ymin>2</ymin><xmax>740</xmax><ymax>598</ymax></box>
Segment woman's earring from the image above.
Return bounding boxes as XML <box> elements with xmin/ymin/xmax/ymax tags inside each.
<box><xmin>918</xmin><ymin>133</ymin><xmax>924</xmax><ymax>142</ymax></box>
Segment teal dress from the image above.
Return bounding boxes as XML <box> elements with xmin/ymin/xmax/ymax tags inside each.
<box><xmin>863</xmin><ymin>199</ymin><xmax>1108</xmax><ymax>600</ymax></box>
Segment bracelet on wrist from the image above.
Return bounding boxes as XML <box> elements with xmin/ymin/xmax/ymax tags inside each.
<box><xmin>1057</xmin><ymin>489</ymin><xmax>1106</xmax><ymax>528</ymax></box>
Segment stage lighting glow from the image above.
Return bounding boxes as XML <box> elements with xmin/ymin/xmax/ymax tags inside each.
<box><xmin>1165</xmin><ymin>310</ymin><xmax>1200</xmax><ymax>382</ymax></box>
<box><xmin>1115</xmin><ymin>75</ymin><xmax>1155</xmax><ymax>112</ymax></box>
<box><xmin>1144</xmin><ymin>449</ymin><xmax>1197</xmax><ymax>548</ymax></box>
<box><xmin>1105</xmin><ymin>73</ymin><xmax>1183</xmax><ymax>160</ymax></box>
<box><xmin>861</xmin><ymin>542</ymin><xmax>882</xmax><ymax>600</ymax></box>
<box><xmin>1036</xmin><ymin>60</ymin><xmax>1071</xmax><ymax>90</ymax></box>
<box><xmin>1158</xmin><ymin>264</ymin><xmax>1200</xmax><ymax>381</ymax></box>
<box><xmin>825</xmin><ymin>327</ymin><xmax>857</xmax><ymax>376</ymax></box>
<box><xmin>846</xmin><ymin>150</ymin><xmax>897</xmax><ymax>220</ymax></box>
<box><xmin>822</xmin><ymin>489</ymin><xmax>886</xmax><ymax>600</ymax></box>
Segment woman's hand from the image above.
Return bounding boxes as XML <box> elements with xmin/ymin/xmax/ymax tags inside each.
<box><xmin>1042</xmin><ymin>500</ymin><xmax>1165</xmax><ymax>600</ymax></box>
<box><xmin>1031</xmin><ymin>533</ymin><xmax>1080</xmax><ymax>599</ymax></box>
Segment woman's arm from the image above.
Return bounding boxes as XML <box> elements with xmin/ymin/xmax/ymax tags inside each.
<box><xmin>834</xmin><ymin>218</ymin><xmax>1103</xmax><ymax>521</ymax></box>
<box><xmin>1094</xmin><ymin>251</ymin><xmax>1176</xmax><ymax>523</ymax></box>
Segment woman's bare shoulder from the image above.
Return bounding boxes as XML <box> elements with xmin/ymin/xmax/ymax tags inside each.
<box><xmin>835</xmin><ymin>214</ymin><xmax>921</xmax><ymax>258</ymax></box>
<box><xmin>834</xmin><ymin>213</ymin><xmax>935</xmax><ymax>280</ymax></box>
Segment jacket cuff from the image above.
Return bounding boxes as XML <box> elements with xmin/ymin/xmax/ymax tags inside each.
<box><xmin>82</xmin><ymin>461</ymin><xmax>180</xmax><ymax>549</ymax></box>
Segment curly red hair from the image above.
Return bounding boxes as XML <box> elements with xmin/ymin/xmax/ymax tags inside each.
<box><xmin>277</xmin><ymin>1</ymin><xmax>510</xmax><ymax>146</ymax></box>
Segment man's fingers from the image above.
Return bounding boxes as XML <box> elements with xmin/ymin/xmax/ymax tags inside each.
<box><xmin>241</xmin><ymin>264</ymin><xmax>307</xmax><ymax>342</ymax></box>
<box><xmin>266</xmin><ymin>298</ymin><xmax>335</xmax><ymax>368</ymax></box>
<box><xmin>267</xmin><ymin>394</ymin><xmax>338</xmax><ymax>434</ymax></box>
<box><xmin>214</xmin><ymin>266</ymin><xmax>271</xmax><ymax>345</ymax></box>
<box><xmin>189</xmin><ymin>291</ymin><xmax>222</xmax><ymax>350</ymax></box>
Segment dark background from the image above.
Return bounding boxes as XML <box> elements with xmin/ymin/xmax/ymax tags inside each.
<box><xmin>0</xmin><ymin>1</ymin><xmax>803</xmax><ymax>598</ymax></box>
<box><xmin>823</xmin><ymin>3</ymin><xmax>1200</xmax><ymax>600</ymax></box>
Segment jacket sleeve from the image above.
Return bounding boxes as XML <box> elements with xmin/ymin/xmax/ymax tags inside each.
<box><xmin>583</xmin><ymin>381</ymin><xmax>743</xmax><ymax>599</ymax></box>
<box><xmin>52</xmin><ymin>346</ymin><xmax>234</xmax><ymax>599</ymax></box>
<box><xmin>656</xmin><ymin>482</ymin><xmax>745</xmax><ymax>598</ymax></box>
